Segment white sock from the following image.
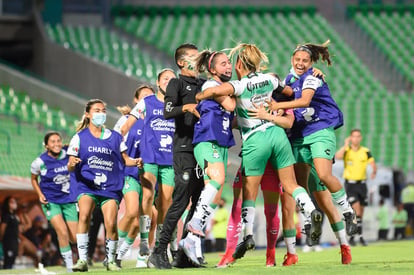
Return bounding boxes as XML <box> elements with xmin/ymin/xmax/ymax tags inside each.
<box><xmin>76</xmin><ymin>233</ymin><xmax>89</xmax><ymax>262</ymax></box>
<box><xmin>139</xmin><ymin>215</ymin><xmax>151</xmax><ymax>243</ymax></box>
<box><xmin>117</xmin><ymin>236</ymin><xmax>125</xmax><ymax>255</ymax></box>
<box><xmin>106</xmin><ymin>239</ymin><xmax>118</xmax><ymax>263</ymax></box>
<box><xmin>285</xmin><ymin>236</ymin><xmax>297</xmax><ymax>254</ymax></box>
<box><xmin>191</xmin><ymin>183</ymin><xmax>219</xmax><ymax>230</ymax></box>
<box><xmin>292</xmin><ymin>187</ymin><xmax>316</xmax><ymax>218</ymax></box>
<box><xmin>242</xmin><ymin>206</ymin><xmax>255</xmax><ymax>236</ymax></box>
<box><xmin>335</xmin><ymin>229</ymin><xmax>349</xmax><ymax>245</ymax></box>
<box><xmin>61</xmin><ymin>249</ymin><xmax>73</xmax><ymax>269</ymax></box>
<box><xmin>117</xmin><ymin>239</ymin><xmax>133</xmax><ymax>260</ymax></box>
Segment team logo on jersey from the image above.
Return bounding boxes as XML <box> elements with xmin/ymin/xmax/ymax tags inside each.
<box><xmin>87</xmin><ymin>156</ymin><xmax>114</xmax><ymax>171</ymax></box>
<box><xmin>324</xmin><ymin>149</ymin><xmax>331</xmax><ymax>156</ymax></box>
<box><xmin>186</xmin><ymin>85</ymin><xmax>191</xmax><ymax>91</ymax></box>
<box><xmin>160</xmin><ymin>134</ymin><xmax>173</xmax><ymax>148</ymax></box>
<box><xmin>94</xmin><ymin>172</ymin><xmax>107</xmax><ymax>187</ymax></box>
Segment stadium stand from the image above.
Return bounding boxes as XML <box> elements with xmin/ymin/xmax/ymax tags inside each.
<box><xmin>45</xmin><ymin>23</ymin><xmax>169</xmax><ymax>81</ymax></box>
<box><xmin>0</xmin><ymin>85</ymin><xmax>78</xmax><ymax>176</ymax></box>
<box><xmin>349</xmin><ymin>5</ymin><xmax>414</xmax><ymax>87</ymax></box>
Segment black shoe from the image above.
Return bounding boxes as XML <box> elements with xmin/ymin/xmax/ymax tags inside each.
<box><xmin>343</xmin><ymin>211</ymin><xmax>358</xmax><ymax>236</ymax></box>
<box><xmin>170</xmin><ymin>249</ymin><xmax>178</xmax><ymax>262</ymax></box>
<box><xmin>198</xmin><ymin>256</ymin><xmax>208</xmax><ymax>265</ymax></box>
<box><xmin>349</xmin><ymin>236</ymin><xmax>356</xmax><ymax>246</ymax></box>
<box><xmin>360</xmin><ymin>236</ymin><xmax>368</xmax><ymax>246</ymax></box>
<box><xmin>233</xmin><ymin>235</ymin><xmax>255</xmax><ymax>260</ymax></box>
<box><xmin>172</xmin><ymin>249</ymin><xmax>200</xmax><ymax>268</ymax></box>
<box><xmin>309</xmin><ymin>209</ymin><xmax>323</xmax><ymax>246</ymax></box>
<box><xmin>148</xmin><ymin>247</ymin><xmax>172</xmax><ymax>269</ymax></box>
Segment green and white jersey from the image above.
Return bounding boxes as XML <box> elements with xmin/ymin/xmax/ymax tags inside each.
<box><xmin>230</xmin><ymin>72</ymin><xmax>283</xmax><ymax>141</ymax></box>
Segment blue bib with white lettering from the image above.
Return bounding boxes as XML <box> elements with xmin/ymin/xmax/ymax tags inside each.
<box><xmin>72</xmin><ymin>128</ymin><xmax>124</xmax><ymax>200</ymax></box>
<box><xmin>39</xmin><ymin>147</ymin><xmax>74</xmax><ymax>203</ymax></box>
<box><xmin>287</xmin><ymin>69</ymin><xmax>343</xmax><ymax>138</ymax></box>
<box><xmin>193</xmin><ymin>99</ymin><xmax>235</xmax><ymax>147</ymax></box>
<box><xmin>140</xmin><ymin>95</ymin><xmax>175</xmax><ymax>165</ymax></box>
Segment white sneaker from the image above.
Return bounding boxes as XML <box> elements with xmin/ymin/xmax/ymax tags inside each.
<box><xmin>302</xmin><ymin>245</ymin><xmax>312</xmax><ymax>253</ymax></box>
<box><xmin>136</xmin><ymin>254</ymin><xmax>148</xmax><ymax>268</ymax></box>
<box><xmin>314</xmin><ymin>245</ymin><xmax>323</xmax><ymax>252</ymax></box>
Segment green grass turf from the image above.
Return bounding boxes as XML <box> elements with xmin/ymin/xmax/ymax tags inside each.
<box><xmin>1</xmin><ymin>240</ymin><xmax>413</xmax><ymax>274</ymax></box>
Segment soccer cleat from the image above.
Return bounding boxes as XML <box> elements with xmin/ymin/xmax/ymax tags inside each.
<box><xmin>147</xmin><ymin>247</ymin><xmax>172</xmax><ymax>269</ymax></box>
<box><xmin>170</xmin><ymin>249</ymin><xmax>178</xmax><ymax>262</ymax></box>
<box><xmin>314</xmin><ymin>245</ymin><xmax>323</xmax><ymax>252</ymax></box>
<box><xmin>310</xmin><ymin>209</ymin><xmax>323</xmax><ymax>246</ymax></box>
<box><xmin>343</xmin><ymin>211</ymin><xmax>358</xmax><ymax>236</ymax></box>
<box><xmin>282</xmin><ymin>253</ymin><xmax>298</xmax><ymax>266</ymax></box>
<box><xmin>135</xmin><ymin>254</ymin><xmax>148</xmax><ymax>268</ymax></box>
<box><xmin>179</xmin><ymin>238</ymin><xmax>201</xmax><ymax>267</ymax></box>
<box><xmin>266</xmin><ymin>248</ymin><xmax>276</xmax><ymax>267</ymax></box>
<box><xmin>107</xmin><ymin>261</ymin><xmax>121</xmax><ymax>271</ymax></box>
<box><xmin>233</xmin><ymin>235</ymin><xmax>255</xmax><ymax>260</ymax></box>
<box><xmin>140</xmin><ymin>242</ymin><xmax>150</xmax><ymax>256</ymax></box>
<box><xmin>304</xmin><ymin>223</ymin><xmax>312</xmax><ymax>246</ymax></box>
<box><xmin>186</xmin><ymin>223</ymin><xmax>205</xmax><ymax>238</ymax></box>
<box><xmin>359</xmin><ymin>236</ymin><xmax>368</xmax><ymax>246</ymax></box>
<box><xmin>72</xmin><ymin>259</ymin><xmax>88</xmax><ymax>272</ymax></box>
<box><xmin>115</xmin><ymin>258</ymin><xmax>122</xmax><ymax>268</ymax></box>
<box><xmin>340</xmin><ymin>244</ymin><xmax>352</xmax><ymax>264</ymax></box>
<box><xmin>216</xmin><ymin>249</ymin><xmax>236</xmax><ymax>268</ymax></box>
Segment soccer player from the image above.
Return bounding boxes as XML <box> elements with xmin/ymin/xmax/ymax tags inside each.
<box><xmin>178</xmin><ymin>49</ymin><xmax>235</xmax><ymax>266</ymax></box>
<box><xmin>113</xmin><ymin>84</ymin><xmax>153</xmax><ymax>267</ymax></box>
<box><xmin>120</xmin><ymin>69</ymin><xmax>177</xmax><ymax>258</ymax></box>
<box><xmin>68</xmin><ymin>99</ymin><xmax>141</xmax><ymax>272</ymax></box>
<box><xmin>268</xmin><ymin>41</ymin><xmax>358</xmax><ymax>239</ymax></box>
<box><xmin>31</xmin><ymin>131</ymin><xmax>78</xmax><ymax>272</ymax></box>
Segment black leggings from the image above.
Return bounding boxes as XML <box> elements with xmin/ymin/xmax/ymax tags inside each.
<box><xmin>158</xmin><ymin>151</ymin><xmax>204</xmax><ymax>249</ymax></box>
<box><xmin>3</xmin><ymin>243</ymin><xmax>18</xmax><ymax>269</ymax></box>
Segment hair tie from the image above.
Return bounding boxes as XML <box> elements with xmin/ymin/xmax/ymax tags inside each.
<box><xmin>208</xmin><ymin>51</ymin><xmax>217</xmax><ymax>71</ymax></box>
<box><xmin>293</xmin><ymin>45</ymin><xmax>312</xmax><ymax>56</ymax></box>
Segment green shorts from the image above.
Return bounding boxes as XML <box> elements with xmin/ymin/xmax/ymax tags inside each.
<box><xmin>242</xmin><ymin>126</ymin><xmax>295</xmax><ymax>176</ymax></box>
<box><xmin>122</xmin><ymin>176</ymin><xmax>143</xmax><ymax>203</ymax></box>
<box><xmin>194</xmin><ymin>141</ymin><xmax>228</xmax><ymax>179</ymax></box>
<box><xmin>308</xmin><ymin>164</ymin><xmax>327</xmax><ymax>193</ymax></box>
<box><xmin>292</xmin><ymin>127</ymin><xmax>336</xmax><ymax>164</ymax></box>
<box><xmin>77</xmin><ymin>194</ymin><xmax>120</xmax><ymax>208</ymax></box>
<box><xmin>41</xmin><ymin>202</ymin><xmax>78</xmax><ymax>222</ymax></box>
<box><xmin>140</xmin><ymin>163</ymin><xmax>174</xmax><ymax>187</ymax></box>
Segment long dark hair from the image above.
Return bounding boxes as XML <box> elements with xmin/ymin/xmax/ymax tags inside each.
<box><xmin>1</xmin><ymin>196</ymin><xmax>16</xmax><ymax>215</ymax></box>
<box><xmin>292</xmin><ymin>40</ymin><xmax>332</xmax><ymax>66</ymax></box>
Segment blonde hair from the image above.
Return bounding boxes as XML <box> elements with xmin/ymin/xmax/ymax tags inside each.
<box><xmin>293</xmin><ymin>40</ymin><xmax>332</xmax><ymax>66</ymax></box>
<box><xmin>76</xmin><ymin>99</ymin><xmax>105</xmax><ymax>132</ymax></box>
<box><xmin>229</xmin><ymin>43</ymin><xmax>268</xmax><ymax>72</ymax></box>
<box><xmin>116</xmin><ymin>105</ymin><xmax>131</xmax><ymax>115</ymax></box>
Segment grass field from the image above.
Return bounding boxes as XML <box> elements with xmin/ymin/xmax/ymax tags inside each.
<box><xmin>1</xmin><ymin>240</ymin><xmax>413</xmax><ymax>275</ymax></box>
